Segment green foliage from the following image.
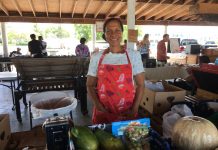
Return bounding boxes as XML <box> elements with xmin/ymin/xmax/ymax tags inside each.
<box><xmin>74</xmin><ymin>24</ymin><xmax>92</xmax><ymax>41</ymax></box>
<box><xmin>45</xmin><ymin>25</ymin><xmax>70</xmax><ymax>38</ymax></box>
<box><xmin>7</xmin><ymin>32</ymin><xmax>28</xmax><ymax>45</ymax></box>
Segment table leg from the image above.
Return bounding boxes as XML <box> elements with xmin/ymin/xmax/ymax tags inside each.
<box><xmin>14</xmin><ymin>90</ymin><xmax>22</xmax><ymax>122</ymax></box>
<box><xmin>10</xmin><ymin>81</ymin><xmax>15</xmax><ymax>110</ymax></box>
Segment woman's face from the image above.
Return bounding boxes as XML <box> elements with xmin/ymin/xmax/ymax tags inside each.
<box><xmin>104</xmin><ymin>20</ymin><xmax>123</xmax><ymax>47</ymax></box>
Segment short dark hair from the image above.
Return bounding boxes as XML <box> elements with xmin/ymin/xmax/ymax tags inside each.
<box><xmin>30</xmin><ymin>34</ymin><xmax>36</xmax><ymax>39</ymax></box>
<box><xmin>102</xmin><ymin>18</ymin><xmax>123</xmax><ymax>41</ymax></box>
<box><xmin>163</xmin><ymin>34</ymin><xmax>169</xmax><ymax>38</ymax></box>
<box><xmin>80</xmin><ymin>37</ymin><xmax>86</xmax><ymax>44</ymax></box>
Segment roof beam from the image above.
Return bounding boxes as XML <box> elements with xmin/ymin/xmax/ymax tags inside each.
<box><xmin>94</xmin><ymin>1</ymin><xmax>107</xmax><ymax>18</ymax></box>
<box><xmin>155</xmin><ymin>0</ymin><xmax>192</xmax><ymax>20</ymax></box>
<box><xmin>11</xmin><ymin>0</ymin><xmax>22</xmax><ymax>16</ymax></box>
<box><xmin>27</xmin><ymin>0</ymin><xmax>36</xmax><ymax>17</ymax></box>
<box><xmin>116</xmin><ymin>3</ymin><xmax>127</xmax><ymax>17</ymax></box>
<box><xmin>71</xmin><ymin>0</ymin><xmax>78</xmax><ymax>18</ymax></box>
<box><xmin>172</xmin><ymin>7</ymin><xmax>189</xmax><ymax>20</ymax></box>
<box><xmin>0</xmin><ymin>2</ymin><xmax>9</xmax><ymax>16</ymax></box>
<box><xmin>106</xmin><ymin>1</ymin><xmax>120</xmax><ymax>18</ymax></box>
<box><xmin>163</xmin><ymin>0</ymin><xmax>192</xmax><ymax>20</ymax></box>
<box><xmin>59</xmin><ymin>0</ymin><xmax>62</xmax><ymax>18</ymax></box>
<box><xmin>135</xmin><ymin>1</ymin><xmax>152</xmax><ymax>15</ymax></box>
<box><xmin>83</xmin><ymin>0</ymin><xmax>92</xmax><ymax>18</ymax></box>
<box><xmin>43</xmin><ymin>0</ymin><xmax>48</xmax><ymax>17</ymax></box>
<box><xmin>146</xmin><ymin>0</ymin><xmax>180</xmax><ymax>20</ymax></box>
<box><xmin>136</xmin><ymin>0</ymin><xmax>166</xmax><ymax>20</ymax></box>
<box><xmin>190</xmin><ymin>3</ymin><xmax>218</xmax><ymax>15</ymax></box>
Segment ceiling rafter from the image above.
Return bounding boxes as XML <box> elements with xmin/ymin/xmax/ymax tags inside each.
<box><xmin>116</xmin><ymin>3</ymin><xmax>127</xmax><ymax>16</ymax></box>
<box><xmin>27</xmin><ymin>0</ymin><xmax>36</xmax><ymax>17</ymax></box>
<box><xmin>59</xmin><ymin>0</ymin><xmax>62</xmax><ymax>18</ymax></box>
<box><xmin>71</xmin><ymin>0</ymin><xmax>78</xmax><ymax>18</ymax></box>
<box><xmin>135</xmin><ymin>0</ymin><xmax>152</xmax><ymax>15</ymax></box>
<box><xmin>83</xmin><ymin>0</ymin><xmax>92</xmax><ymax>18</ymax></box>
<box><xmin>94</xmin><ymin>0</ymin><xmax>107</xmax><ymax>18</ymax></box>
<box><xmin>11</xmin><ymin>0</ymin><xmax>22</xmax><ymax>16</ymax></box>
<box><xmin>172</xmin><ymin>7</ymin><xmax>189</xmax><ymax>20</ymax></box>
<box><xmin>43</xmin><ymin>0</ymin><xmax>48</xmax><ymax>17</ymax></box>
<box><xmin>155</xmin><ymin>0</ymin><xmax>192</xmax><ymax>20</ymax></box>
<box><xmin>106</xmin><ymin>1</ymin><xmax>120</xmax><ymax>18</ymax></box>
<box><xmin>163</xmin><ymin>0</ymin><xmax>192</xmax><ymax>20</ymax></box>
<box><xmin>136</xmin><ymin>0</ymin><xmax>166</xmax><ymax>20</ymax></box>
<box><xmin>146</xmin><ymin>0</ymin><xmax>180</xmax><ymax>20</ymax></box>
<box><xmin>0</xmin><ymin>2</ymin><xmax>9</xmax><ymax>16</ymax></box>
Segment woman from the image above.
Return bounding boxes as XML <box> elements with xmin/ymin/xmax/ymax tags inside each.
<box><xmin>138</xmin><ymin>34</ymin><xmax>150</xmax><ymax>61</ymax></box>
<box><xmin>86</xmin><ymin>18</ymin><xmax>145</xmax><ymax>124</ymax></box>
<box><xmin>75</xmin><ymin>37</ymin><xmax>90</xmax><ymax>57</ymax></box>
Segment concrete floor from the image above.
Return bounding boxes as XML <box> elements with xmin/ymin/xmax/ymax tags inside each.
<box><xmin>0</xmin><ymin>80</ymin><xmax>92</xmax><ymax>133</ymax></box>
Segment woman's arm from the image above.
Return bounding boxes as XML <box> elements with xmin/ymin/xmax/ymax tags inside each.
<box><xmin>86</xmin><ymin>75</ymin><xmax>108</xmax><ymax>112</ymax></box>
<box><xmin>132</xmin><ymin>72</ymin><xmax>145</xmax><ymax>114</ymax></box>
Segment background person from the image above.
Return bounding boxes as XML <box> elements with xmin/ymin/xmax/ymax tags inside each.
<box><xmin>28</xmin><ymin>34</ymin><xmax>43</xmax><ymax>58</ymax></box>
<box><xmin>86</xmin><ymin>18</ymin><xmax>145</xmax><ymax>124</ymax></box>
<box><xmin>157</xmin><ymin>34</ymin><xmax>170</xmax><ymax>66</ymax></box>
<box><xmin>38</xmin><ymin>36</ymin><xmax>47</xmax><ymax>56</ymax></box>
<box><xmin>138</xmin><ymin>34</ymin><xmax>150</xmax><ymax>61</ymax></box>
<box><xmin>8</xmin><ymin>47</ymin><xmax>22</xmax><ymax>71</ymax></box>
<box><xmin>75</xmin><ymin>37</ymin><xmax>90</xmax><ymax>57</ymax></box>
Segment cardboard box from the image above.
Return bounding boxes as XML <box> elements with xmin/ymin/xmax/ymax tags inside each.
<box><xmin>186</xmin><ymin>54</ymin><xmax>198</xmax><ymax>64</ymax></box>
<box><xmin>0</xmin><ymin>114</ymin><xmax>11</xmax><ymax>150</ymax></box>
<box><xmin>140</xmin><ymin>83</ymin><xmax>186</xmax><ymax>115</ymax></box>
<box><xmin>196</xmin><ymin>88</ymin><xmax>218</xmax><ymax>100</ymax></box>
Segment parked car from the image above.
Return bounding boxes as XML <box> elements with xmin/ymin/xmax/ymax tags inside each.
<box><xmin>202</xmin><ymin>41</ymin><xmax>218</xmax><ymax>49</ymax></box>
<box><xmin>180</xmin><ymin>39</ymin><xmax>199</xmax><ymax>51</ymax></box>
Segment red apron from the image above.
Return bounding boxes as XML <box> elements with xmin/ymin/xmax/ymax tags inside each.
<box><xmin>92</xmin><ymin>49</ymin><xmax>136</xmax><ymax>124</ymax></box>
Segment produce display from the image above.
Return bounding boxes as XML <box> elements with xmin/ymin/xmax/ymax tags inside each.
<box><xmin>172</xmin><ymin>116</ymin><xmax>218</xmax><ymax>150</ymax></box>
<box><xmin>70</xmin><ymin>126</ymin><xmax>99</xmax><ymax>150</ymax></box>
<box><xmin>69</xmin><ymin>118</ymin><xmax>169</xmax><ymax>150</ymax></box>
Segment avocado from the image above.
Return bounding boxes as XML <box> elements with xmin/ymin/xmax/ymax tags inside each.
<box><xmin>95</xmin><ymin>129</ymin><xmax>125</xmax><ymax>150</ymax></box>
<box><xmin>71</xmin><ymin>126</ymin><xmax>99</xmax><ymax>150</ymax></box>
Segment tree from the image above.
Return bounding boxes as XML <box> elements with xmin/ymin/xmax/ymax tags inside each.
<box><xmin>74</xmin><ymin>24</ymin><xmax>92</xmax><ymax>41</ymax></box>
<box><xmin>45</xmin><ymin>25</ymin><xmax>70</xmax><ymax>38</ymax></box>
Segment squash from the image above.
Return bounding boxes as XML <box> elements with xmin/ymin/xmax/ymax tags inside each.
<box><xmin>172</xmin><ymin>116</ymin><xmax>218</xmax><ymax>150</ymax></box>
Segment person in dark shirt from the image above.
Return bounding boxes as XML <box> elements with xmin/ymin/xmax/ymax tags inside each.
<box><xmin>28</xmin><ymin>34</ymin><xmax>43</xmax><ymax>58</ymax></box>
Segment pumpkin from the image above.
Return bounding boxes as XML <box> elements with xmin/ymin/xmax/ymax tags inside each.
<box><xmin>172</xmin><ymin>116</ymin><xmax>218</xmax><ymax>150</ymax></box>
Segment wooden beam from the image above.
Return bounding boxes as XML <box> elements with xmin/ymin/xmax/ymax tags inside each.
<box><xmin>155</xmin><ymin>0</ymin><xmax>192</xmax><ymax>20</ymax></box>
<box><xmin>43</xmin><ymin>0</ymin><xmax>48</xmax><ymax>17</ymax></box>
<box><xmin>136</xmin><ymin>0</ymin><xmax>166</xmax><ymax>20</ymax></box>
<box><xmin>83</xmin><ymin>0</ymin><xmax>92</xmax><ymax>18</ymax></box>
<box><xmin>172</xmin><ymin>7</ymin><xmax>189</xmax><ymax>20</ymax></box>
<box><xmin>27</xmin><ymin>0</ymin><xmax>36</xmax><ymax>17</ymax></box>
<box><xmin>94</xmin><ymin>0</ymin><xmax>107</xmax><ymax>18</ymax></box>
<box><xmin>190</xmin><ymin>3</ymin><xmax>218</xmax><ymax>15</ymax></box>
<box><xmin>106</xmin><ymin>1</ymin><xmax>120</xmax><ymax>18</ymax></box>
<box><xmin>59</xmin><ymin>0</ymin><xmax>62</xmax><ymax>18</ymax></box>
<box><xmin>0</xmin><ymin>2</ymin><xmax>9</xmax><ymax>16</ymax></box>
<box><xmin>135</xmin><ymin>1</ymin><xmax>152</xmax><ymax>15</ymax></box>
<box><xmin>146</xmin><ymin>0</ymin><xmax>180</xmax><ymax>20</ymax></box>
<box><xmin>11</xmin><ymin>0</ymin><xmax>22</xmax><ymax>16</ymax></box>
<box><xmin>1</xmin><ymin>15</ymin><xmax>218</xmax><ymax>26</ymax></box>
<box><xmin>163</xmin><ymin>0</ymin><xmax>192</xmax><ymax>20</ymax></box>
<box><xmin>71</xmin><ymin>0</ymin><xmax>78</xmax><ymax>18</ymax></box>
<box><xmin>116</xmin><ymin>3</ymin><xmax>127</xmax><ymax>16</ymax></box>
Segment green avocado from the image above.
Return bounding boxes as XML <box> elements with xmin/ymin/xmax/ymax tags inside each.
<box><xmin>71</xmin><ymin>126</ymin><xmax>99</xmax><ymax>150</ymax></box>
<box><xmin>94</xmin><ymin>129</ymin><xmax>125</xmax><ymax>150</ymax></box>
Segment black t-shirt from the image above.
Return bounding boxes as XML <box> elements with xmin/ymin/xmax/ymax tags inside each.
<box><xmin>28</xmin><ymin>40</ymin><xmax>43</xmax><ymax>54</ymax></box>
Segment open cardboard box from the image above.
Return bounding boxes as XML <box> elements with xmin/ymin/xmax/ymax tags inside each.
<box><xmin>0</xmin><ymin>114</ymin><xmax>11</xmax><ymax>150</ymax></box>
<box><xmin>140</xmin><ymin>82</ymin><xmax>186</xmax><ymax>115</ymax></box>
